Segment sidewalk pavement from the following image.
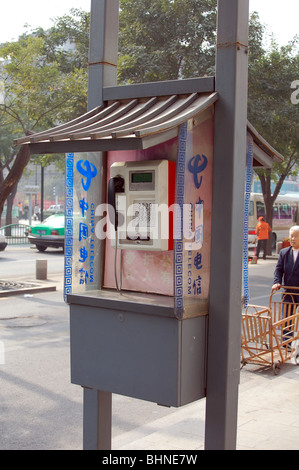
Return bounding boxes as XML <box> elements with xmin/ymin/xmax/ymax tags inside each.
<box><xmin>112</xmin><ymin>359</ymin><xmax>299</xmax><ymax>450</ymax></box>
<box><xmin>2</xmin><ymin>261</ymin><xmax>299</xmax><ymax>450</ymax></box>
<box><xmin>111</xmin><ymin>251</ymin><xmax>299</xmax><ymax>451</ymax></box>
<box><xmin>113</xmin><ymin>256</ymin><xmax>299</xmax><ymax>451</ymax></box>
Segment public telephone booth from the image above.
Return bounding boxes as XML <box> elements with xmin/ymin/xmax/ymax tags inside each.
<box><xmin>15</xmin><ymin>0</ymin><xmax>284</xmax><ymax>450</ymax></box>
<box><xmin>56</xmin><ymin>80</ymin><xmax>217</xmax><ymax>407</ymax></box>
<box><xmin>16</xmin><ymin>78</ymin><xmax>283</xmax><ymax>409</ymax></box>
<box><xmin>16</xmin><ymin>78</ymin><xmax>217</xmax><ymax>405</ymax></box>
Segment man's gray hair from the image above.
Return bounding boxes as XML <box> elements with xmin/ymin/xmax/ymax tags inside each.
<box><xmin>289</xmin><ymin>225</ymin><xmax>299</xmax><ymax>235</ymax></box>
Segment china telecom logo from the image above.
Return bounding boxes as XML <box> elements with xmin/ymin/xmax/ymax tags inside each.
<box><xmin>76</xmin><ymin>160</ymin><xmax>97</xmax><ymax>191</ymax></box>
<box><xmin>187</xmin><ymin>154</ymin><xmax>208</xmax><ymax>189</ymax></box>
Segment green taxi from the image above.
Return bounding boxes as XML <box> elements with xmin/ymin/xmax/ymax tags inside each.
<box><xmin>28</xmin><ymin>213</ymin><xmax>65</xmax><ymax>252</ymax></box>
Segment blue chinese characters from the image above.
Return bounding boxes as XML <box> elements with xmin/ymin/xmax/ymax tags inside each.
<box><xmin>187</xmin><ymin>154</ymin><xmax>207</xmax><ymax>296</ymax></box>
<box><xmin>76</xmin><ymin>159</ymin><xmax>97</xmax><ymax>286</ymax></box>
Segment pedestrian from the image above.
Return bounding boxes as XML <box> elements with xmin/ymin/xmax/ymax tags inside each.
<box><xmin>272</xmin><ymin>225</ymin><xmax>299</xmax><ymax>349</ymax></box>
<box><xmin>255</xmin><ymin>216</ymin><xmax>272</xmax><ymax>260</ymax></box>
<box><xmin>18</xmin><ymin>201</ymin><xmax>23</xmax><ymax>219</ymax></box>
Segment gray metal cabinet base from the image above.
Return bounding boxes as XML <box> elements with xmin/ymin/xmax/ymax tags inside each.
<box><xmin>68</xmin><ymin>290</ymin><xmax>207</xmax><ymax>407</ymax></box>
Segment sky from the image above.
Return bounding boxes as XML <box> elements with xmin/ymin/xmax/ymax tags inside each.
<box><xmin>0</xmin><ymin>0</ymin><xmax>298</xmax><ymax>46</ymax></box>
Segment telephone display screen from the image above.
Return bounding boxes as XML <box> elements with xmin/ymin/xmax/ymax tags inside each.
<box><xmin>131</xmin><ymin>172</ymin><xmax>153</xmax><ymax>184</ymax></box>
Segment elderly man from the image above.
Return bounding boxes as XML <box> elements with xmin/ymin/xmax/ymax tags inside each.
<box><xmin>272</xmin><ymin>225</ymin><xmax>299</xmax><ymax>291</ymax></box>
<box><xmin>272</xmin><ymin>225</ymin><xmax>299</xmax><ymax>349</ymax></box>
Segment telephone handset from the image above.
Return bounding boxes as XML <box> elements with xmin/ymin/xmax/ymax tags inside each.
<box><xmin>108</xmin><ymin>160</ymin><xmax>176</xmax><ymax>251</ymax></box>
<box><xmin>108</xmin><ymin>175</ymin><xmax>124</xmax><ymax>230</ymax></box>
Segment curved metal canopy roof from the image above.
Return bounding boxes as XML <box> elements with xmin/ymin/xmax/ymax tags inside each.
<box><xmin>14</xmin><ymin>91</ymin><xmax>218</xmax><ymax>154</ymax></box>
<box><xmin>247</xmin><ymin>121</ymin><xmax>284</xmax><ymax>167</ymax></box>
<box><xmin>14</xmin><ymin>74</ymin><xmax>284</xmax><ymax>168</ymax></box>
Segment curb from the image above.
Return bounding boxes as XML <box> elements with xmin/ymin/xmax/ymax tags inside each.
<box><xmin>0</xmin><ymin>280</ymin><xmax>56</xmax><ymax>297</ymax></box>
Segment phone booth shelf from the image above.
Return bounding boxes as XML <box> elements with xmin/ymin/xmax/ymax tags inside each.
<box><xmin>68</xmin><ymin>288</ymin><xmax>207</xmax><ymax>407</ymax></box>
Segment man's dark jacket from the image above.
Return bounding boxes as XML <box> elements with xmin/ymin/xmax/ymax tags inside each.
<box><xmin>274</xmin><ymin>246</ymin><xmax>299</xmax><ymax>288</ymax></box>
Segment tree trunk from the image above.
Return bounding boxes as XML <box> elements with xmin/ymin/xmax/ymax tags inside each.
<box><xmin>0</xmin><ymin>145</ymin><xmax>30</xmax><ymax>226</ymax></box>
<box><xmin>265</xmin><ymin>198</ymin><xmax>274</xmax><ymax>255</ymax></box>
<box><xmin>258</xmin><ymin>167</ymin><xmax>291</xmax><ymax>256</ymax></box>
<box><xmin>5</xmin><ymin>183</ymin><xmax>18</xmax><ymax>228</ymax></box>
<box><xmin>258</xmin><ymin>169</ymin><xmax>272</xmax><ymax>255</ymax></box>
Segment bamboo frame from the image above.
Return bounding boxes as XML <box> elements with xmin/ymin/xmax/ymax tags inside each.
<box><xmin>241</xmin><ymin>287</ymin><xmax>299</xmax><ymax>374</ymax></box>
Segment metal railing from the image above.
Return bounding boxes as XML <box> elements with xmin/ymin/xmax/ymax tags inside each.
<box><xmin>0</xmin><ymin>224</ymin><xmax>29</xmax><ymax>245</ymax></box>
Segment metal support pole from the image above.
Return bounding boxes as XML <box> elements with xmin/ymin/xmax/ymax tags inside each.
<box><xmin>41</xmin><ymin>165</ymin><xmax>44</xmax><ymax>221</ymax></box>
<box><xmin>83</xmin><ymin>388</ymin><xmax>112</xmax><ymax>450</ymax></box>
<box><xmin>88</xmin><ymin>0</ymin><xmax>119</xmax><ymax>110</ymax></box>
<box><xmin>205</xmin><ymin>0</ymin><xmax>249</xmax><ymax>450</ymax></box>
<box><xmin>82</xmin><ymin>0</ymin><xmax>119</xmax><ymax>451</ymax></box>
<box><xmin>28</xmin><ymin>193</ymin><xmax>32</xmax><ymax>225</ymax></box>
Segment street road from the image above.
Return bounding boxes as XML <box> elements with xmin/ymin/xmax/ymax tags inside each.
<box><xmin>0</xmin><ymin>244</ymin><xmax>64</xmax><ymax>281</ymax></box>
<box><xmin>0</xmin><ymin>245</ymin><xmax>184</xmax><ymax>450</ymax></box>
<box><xmin>247</xmin><ymin>255</ymin><xmax>278</xmax><ymax>306</ymax></box>
<box><xmin>0</xmin><ymin>245</ymin><xmax>279</xmax><ymax>450</ymax></box>
<box><xmin>0</xmin><ymin>245</ymin><xmax>276</xmax><ymax>302</ymax></box>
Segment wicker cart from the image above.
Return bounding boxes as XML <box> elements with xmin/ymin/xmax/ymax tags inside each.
<box><xmin>241</xmin><ymin>286</ymin><xmax>299</xmax><ymax>374</ymax></box>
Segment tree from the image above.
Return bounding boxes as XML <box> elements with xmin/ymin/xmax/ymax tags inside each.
<box><xmin>0</xmin><ymin>114</ymin><xmax>24</xmax><ymax>225</ymax></box>
<box><xmin>32</xmin><ymin>8</ymin><xmax>90</xmax><ymax>73</ymax></box>
<box><xmin>118</xmin><ymin>0</ymin><xmax>217</xmax><ymax>83</ymax></box>
<box><xmin>1</xmin><ymin>3</ymin><xmax>296</xmax><ymax>243</ymax></box>
<box><xmin>248</xmin><ymin>31</ymin><xmax>299</xmax><ymax>249</ymax></box>
<box><xmin>0</xmin><ymin>9</ymin><xmax>89</xmax><ymax>225</ymax></box>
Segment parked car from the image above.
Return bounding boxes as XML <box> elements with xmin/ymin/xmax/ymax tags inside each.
<box><xmin>0</xmin><ymin>233</ymin><xmax>7</xmax><ymax>251</ymax></box>
<box><xmin>43</xmin><ymin>204</ymin><xmax>64</xmax><ymax>219</ymax></box>
<box><xmin>27</xmin><ymin>213</ymin><xmax>65</xmax><ymax>252</ymax></box>
<box><xmin>47</xmin><ymin>204</ymin><xmax>64</xmax><ymax>212</ymax></box>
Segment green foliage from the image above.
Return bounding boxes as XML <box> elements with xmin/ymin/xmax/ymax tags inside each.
<box><xmin>0</xmin><ymin>20</ymin><xmax>88</xmax><ymax>135</ymax></box>
<box><xmin>0</xmin><ymin>3</ymin><xmax>298</xmax><ymax>227</ymax></box>
<box><xmin>32</xmin><ymin>8</ymin><xmax>90</xmax><ymax>73</ymax></box>
<box><xmin>0</xmin><ymin>9</ymin><xmax>89</xmax><ymax>219</ymax></box>
<box><xmin>248</xmin><ymin>31</ymin><xmax>299</xmax><ymax>204</ymax></box>
<box><xmin>118</xmin><ymin>0</ymin><xmax>217</xmax><ymax>83</ymax></box>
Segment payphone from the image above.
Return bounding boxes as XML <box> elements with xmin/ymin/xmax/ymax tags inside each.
<box><xmin>108</xmin><ymin>160</ymin><xmax>176</xmax><ymax>251</ymax></box>
<box><xmin>67</xmin><ymin>105</ymin><xmax>214</xmax><ymax>421</ymax></box>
